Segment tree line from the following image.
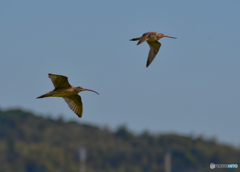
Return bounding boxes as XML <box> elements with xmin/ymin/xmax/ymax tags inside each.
<box><xmin>0</xmin><ymin>109</ymin><xmax>239</xmax><ymax>172</ymax></box>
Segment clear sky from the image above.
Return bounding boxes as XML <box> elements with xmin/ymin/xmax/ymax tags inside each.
<box><xmin>1</xmin><ymin>1</ymin><xmax>240</xmax><ymax>146</ymax></box>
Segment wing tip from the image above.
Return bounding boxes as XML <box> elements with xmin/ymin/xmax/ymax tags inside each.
<box><xmin>77</xmin><ymin>114</ymin><xmax>83</xmax><ymax>118</ymax></box>
<box><xmin>146</xmin><ymin>62</ymin><xmax>150</xmax><ymax>67</ymax></box>
<box><xmin>48</xmin><ymin>73</ymin><xmax>54</xmax><ymax>78</ymax></box>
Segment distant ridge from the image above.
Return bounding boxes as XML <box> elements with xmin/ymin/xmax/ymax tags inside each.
<box><xmin>0</xmin><ymin>108</ymin><xmax>239</xmax><ymax>172</ymax></box>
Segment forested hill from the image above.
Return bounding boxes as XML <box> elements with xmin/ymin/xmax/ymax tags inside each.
<box><xmin>0</xmin><ymin>109</ymin><xmax>239</xmax><ymax>172</ymax></box>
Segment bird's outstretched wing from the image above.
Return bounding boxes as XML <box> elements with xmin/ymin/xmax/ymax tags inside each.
<box><xmin>48</xmin><ymin>73</ymin><xmax>71</xmax><ymax>89</ymax></box>
<box><xmin>137</xmin><ymin>33</ymin><xmax>151</xmax><ymax>45</ymax></box>
<box><xmin>63</xmin><ymin>95</ymin><xmax>83</xmax><ymax>118</ymax></box>
<box><xmin>146</xmin><ymin>41</ymin><xmax>161</xmax><ymax>67</ymax></box>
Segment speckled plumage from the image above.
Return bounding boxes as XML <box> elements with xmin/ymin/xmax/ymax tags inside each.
<box><xmin>130</xmin><ymin>32</ymin><xmax>177</xmax><ymax>67</ymax></box>
<box><xmin>37</xmin><ymin>73</ymin><xmax>99</xmax><ymax>118</ymax></box>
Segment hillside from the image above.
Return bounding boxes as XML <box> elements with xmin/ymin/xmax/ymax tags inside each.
<box><xmin>0</xmin><ymin>109</ymin><xmax>239</xmax><ymax>172</ymax></box>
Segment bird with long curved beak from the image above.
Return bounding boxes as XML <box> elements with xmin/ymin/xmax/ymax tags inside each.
<box><xmin>130</xmin><ymin>32</ymin><xmax>177</xmax><ymax>67</ymax></box>
<box><xmin>37</xmin><ymin>73</ymin><xmax>99</xmax><ymax>118</ymax></box>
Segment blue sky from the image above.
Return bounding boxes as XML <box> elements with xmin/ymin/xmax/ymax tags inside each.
<box><xmin>1</xmin><ymin>1</ymin><xmax>240</xmax><ymax>146</ymax></box>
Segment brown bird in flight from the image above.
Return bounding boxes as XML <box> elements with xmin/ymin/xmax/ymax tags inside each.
<box><xmin>37</xmin><ymin>73</ymin><xmax>99</xmax><ymax>118</ymax></box>
<box><xmin>130</xmin><ymin>32</ymin><xmax>177</xmax><ymax>67</ymax></box>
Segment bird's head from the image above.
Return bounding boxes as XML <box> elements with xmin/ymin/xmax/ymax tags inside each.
<box><xmin>160</xmin><ymin>33</ymin><xmax>177</xmax><ymax>39</ymax></box>
<box><xmin>76</xmin><ymin>86</ymin><xmax>99</xmax><ymax>95</ymax></box>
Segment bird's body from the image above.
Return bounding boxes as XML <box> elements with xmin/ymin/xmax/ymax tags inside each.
<box><xmin>130</xmin><ymin>32</ymin><xmax>177</xmax><ymax>67</ymax></box>
<box><xmin>37</xmin><ymin>73</ymin><xmax>99</xmax><ymax>118</ymax></box>
<box><xmin>38</xmin><ymin>86</ymin><xmax>79</xmax><ymax>98</ymax></box>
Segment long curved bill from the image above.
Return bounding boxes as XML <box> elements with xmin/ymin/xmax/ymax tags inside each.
<box><xmin>165</xmin><ymin>35</ymin><xmax>177</xmax><ymax>39</ymax></box>
<box><xmin>84</xmin><ymin>88</ymin><xmax>99</xmax><ymax>95</ymax></box>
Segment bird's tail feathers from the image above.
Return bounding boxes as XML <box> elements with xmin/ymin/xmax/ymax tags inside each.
<box><xmin>37</xmin><ymin>95</ymin><xmax>46</xmax><ymax>99</ymax></box>
<box><xmin>130</xmin><ymin>37</ymin><xmax>141</xmax><ymax>41</ymax></box>
<box><xmin>36</xmin><ymin>92</ymin><xmax>52</xmax><ymax>99</ymax></box>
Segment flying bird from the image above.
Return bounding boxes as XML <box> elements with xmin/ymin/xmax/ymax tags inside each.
<box><xmin>37</xmin><ymin>73</ymin><xmax>99</xmax><ymax>118</ymax></box>
<box><xmin>130</xmin><ymin>32</ymin><xmax>177</xmax><ymax>67</ymax></box>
